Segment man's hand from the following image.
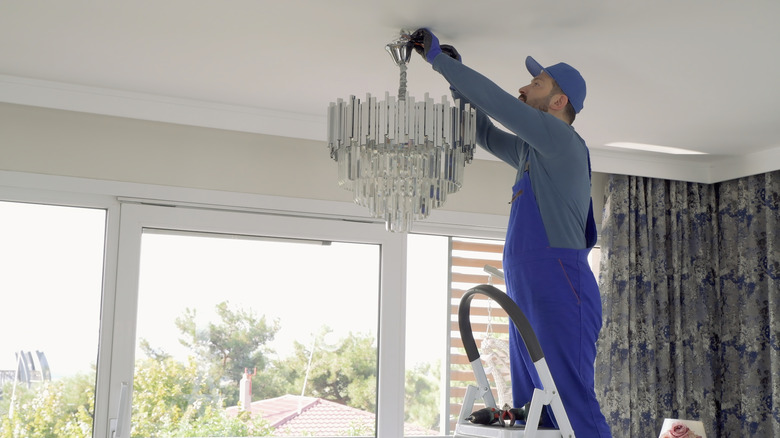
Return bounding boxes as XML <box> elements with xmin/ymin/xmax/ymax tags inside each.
<box><xmin>411</xmin><ymin>28</ymin><xmax>442</xmax><ymax>63</ymax></box>
<box><xmin>441</xmin><ymin>44</ymin><xmax>461</xmax><ymax>62</ymax></box>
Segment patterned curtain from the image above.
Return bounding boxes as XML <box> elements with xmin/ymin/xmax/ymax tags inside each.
<box><xmin>594</xmin><ymin>172</ymin><xmax>779</xmax><ymax>437</ymax></box>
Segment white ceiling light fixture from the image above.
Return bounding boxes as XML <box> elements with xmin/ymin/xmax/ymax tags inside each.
<box><xmin>327</xmin><ymin>31</ymin><xmax>477</xmax><ymax>233</ymax></box>
<box><xmin>606</xmin><ymin>142</ymin><xmax>708</xmax><ymax>155</ymax></box>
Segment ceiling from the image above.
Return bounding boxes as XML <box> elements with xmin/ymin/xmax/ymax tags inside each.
<box><xmin>2</xmin><ymin>1</ymin><xmax>779</xmax><ymax>183</ymax></box>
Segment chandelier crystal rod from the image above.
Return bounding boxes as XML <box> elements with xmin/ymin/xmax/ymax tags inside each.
<box><xmin>327</xmin><ymin>30</ymin><xmax>477</xmax><ymax>232</ymax></box>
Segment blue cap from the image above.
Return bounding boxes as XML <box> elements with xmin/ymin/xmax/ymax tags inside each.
<box><xmin>525</xmin><ymin>56</ymin><xmax>586</xmax><ymax>113</ymax></box>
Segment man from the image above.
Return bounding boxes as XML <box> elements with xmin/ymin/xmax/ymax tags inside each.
<box><xmin>411</xmin><ymin>29</ymin><xmax>611</xmax><ymax>437</ymax></box>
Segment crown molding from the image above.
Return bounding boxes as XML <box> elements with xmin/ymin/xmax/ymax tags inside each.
<box><xmin>0</xmin><ymin>74</ymin><xmax>325</xmax><ymax>141</ymax></box>
<box><xmin>589</xmin><ymin>148</ymin><xmax>716</xmax><ymax>183</ymax></box>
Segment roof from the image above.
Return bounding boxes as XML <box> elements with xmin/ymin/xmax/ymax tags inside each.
<box><xmin>226</xmin><ymin>394</ymin><xmax>437</xmax><ymax>436</ymax></box>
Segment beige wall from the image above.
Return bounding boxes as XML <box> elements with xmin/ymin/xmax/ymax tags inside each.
<box><xmin>0</xmin><ymin>102</ymin><xmax>605</xmax><ymax>225</ymax></box>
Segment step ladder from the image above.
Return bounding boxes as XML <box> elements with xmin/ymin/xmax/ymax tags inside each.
<box><xmin>454</xmin><ymin>284</ymin><xmax>575</xmax><ymax>438</ymax></box>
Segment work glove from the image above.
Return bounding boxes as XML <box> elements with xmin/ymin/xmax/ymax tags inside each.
<box><xmin>441</xmin><ymin>44</ymin><xmax>461</xmax><ymax>62</ymax></box>
<box><xmin>411</xmin><ymin>28</ymin><xmax>442</xmax><ymax>63</ymax></box>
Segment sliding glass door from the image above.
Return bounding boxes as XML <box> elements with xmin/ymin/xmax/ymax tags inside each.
<box><xmin>110</xmin><ymin>203</ymin><xmax>406</xmax><ymax>437</ymax></box>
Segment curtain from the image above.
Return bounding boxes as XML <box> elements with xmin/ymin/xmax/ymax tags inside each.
<box><xmin>594</xmin><ymin>172</ymin><xmax>779</xmax><ymax>437</ymax></box>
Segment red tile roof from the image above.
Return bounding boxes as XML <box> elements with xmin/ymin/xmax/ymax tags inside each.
<box><xmin>226</xmin><ymin>394</ymin><xmax>437</xmax><ymax>436</ymax></box>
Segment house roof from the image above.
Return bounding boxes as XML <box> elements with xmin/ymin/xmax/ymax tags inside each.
<box><xmin>226</xmin><ymin>394</ymin><xmax>437</xmax><ymax>436</ymax></box>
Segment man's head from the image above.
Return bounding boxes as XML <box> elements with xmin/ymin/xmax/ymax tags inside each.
<box><xmin>518</xmin><ymin>56</ymin><xmax>586</xmax><ymax>124</ymax></box>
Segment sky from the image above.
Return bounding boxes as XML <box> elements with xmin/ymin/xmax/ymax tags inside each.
<box><xmin>136</xmin><ymin>232</ymin><xmax>450</xmax><ymax>370</ymax></box>
<box><xmin>136</xmin><ymin>232</ymin><xmax>383</xmax><ymax>363</ymax></box>
<box><xmin>0</xmin><ymin>201</ymin><xmax>449</xmax><ymax>381</ymax></box>
<box><xmin>0</xmin><ymin>201</ymin><xmax>105</xmax><ymax>377</ymax></box>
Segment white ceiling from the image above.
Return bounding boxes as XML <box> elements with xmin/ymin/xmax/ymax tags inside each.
<box><xmin>2</xmin><ymin>1</ymin><xmax>779</xmax><ymax>183</ymax></box>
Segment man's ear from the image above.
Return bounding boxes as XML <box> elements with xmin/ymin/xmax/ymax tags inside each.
<box><xmin>549</xmin><ymin>93</ymin><xmax>569</xmax><ymax>111</ymax></box>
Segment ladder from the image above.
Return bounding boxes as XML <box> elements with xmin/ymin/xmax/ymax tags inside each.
<box><xmin>454</xmin><ymin>284</ymin><xmax>575</xmax><ymax>438</ymax></box>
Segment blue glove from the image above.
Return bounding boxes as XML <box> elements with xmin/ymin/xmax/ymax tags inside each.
<box><xmin>411</xmin><ymin>28</ymin><xmax>442</xmax><ymax>63</ymax></box>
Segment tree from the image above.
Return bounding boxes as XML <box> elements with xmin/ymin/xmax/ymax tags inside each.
<box><xmin>277</xmin><ymin>328</ymin><xmax>377</xmax><ymax>412</ymax></box>
<box><xmin>175</xmin><ymin>301</ymin><xmax>282</xmax><ymax>405</ymax></box>
<box><xmin>0</xmin><ymin>372</ymin><xmax>94</xmax><ymax>438</ymax></box>
<box><xmin>1</xmin><ymin>301</ymin><xmax>442</xmax><ymax>437</ymax></box>
<box><xmin>275</xmin><ymin>329</ymin><xmax>443</xmax><ymax>433</ymax></box>
<box><xmin>405</xmin><ymin>361</ymin><xmax>441</xmax><ymax>432</ymax></box>
<box><xmin>131</xmin><ymin>355</ymin><xmax>270</xmax><ymax>437</ymax></box>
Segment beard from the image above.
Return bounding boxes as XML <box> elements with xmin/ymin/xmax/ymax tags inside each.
<box><xmin>523</xmin><ymin>93</ymin><xmax>551</xmax><ymax>113</ymax></box>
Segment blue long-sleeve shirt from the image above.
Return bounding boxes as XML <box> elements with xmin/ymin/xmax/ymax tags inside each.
<box><xmin>432</xmin><ymin>54</ymin><xmax>592</xmax><ymax>249</ymax></box>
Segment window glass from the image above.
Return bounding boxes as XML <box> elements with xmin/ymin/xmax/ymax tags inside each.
<box><xmin>404</xmin><ymin>235</ymin><xmax>508</xmax><ymax>436</ymax></box>
<box><xmin>404</xmin><ymin>234</ymin><xmax>449</xmax><ymax>435</ymax></box>
<box><xmin>447</xmin><ymin>237</ymin><xmax>506</xmax><ymax>433</ymax></box>
<box><xmin>0</xmin><ymin>201</ymin><xmax>105</xmax><ymax>436</ymax></box>
<box><xmin>133</xmin><ymin>229</ymin><xmax>381</xmax><ymax>437</ymax></box>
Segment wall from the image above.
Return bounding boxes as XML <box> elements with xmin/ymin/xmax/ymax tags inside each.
<box><xmin>0</xmin><ymin>102</ymin><xmax>606</xmax><ymax>226</ymax></box>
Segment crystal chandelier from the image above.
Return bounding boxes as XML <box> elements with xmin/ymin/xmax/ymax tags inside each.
<box><xmin>327</xmin><ymin>31</ymin><xmax>477</xmax><ymax>232</ymax></box>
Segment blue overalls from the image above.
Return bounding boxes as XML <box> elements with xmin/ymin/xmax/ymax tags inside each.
<box><xmin>504</xmin><ymin>163</ymin><xmax>612</xmax><ymax>437</ymax></box>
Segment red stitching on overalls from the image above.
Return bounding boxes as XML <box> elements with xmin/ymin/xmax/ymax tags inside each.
<box><xmin>558</xmin><ymin>258</ymin><xmax>580</xmax><ymax>305</ymax></box>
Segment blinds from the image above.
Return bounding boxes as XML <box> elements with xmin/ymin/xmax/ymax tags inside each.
<box><xmin>447</xmin><ymin>237</ymin><xmax>509</xmax><ymax>430</ymax></box>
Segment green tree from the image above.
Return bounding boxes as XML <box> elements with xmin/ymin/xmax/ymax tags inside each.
<box><xmin>131</xmin><ymin>355</ymin><xmax>269</xmax><ymax>437</ymax></box>
<box><xmin>278</xmin><ymin>328</ymin><xmax>377</xmax><ymax>412</ymax></box>
<box><xmin>172</xmin><ymin>407</ymin><xmax>271</xmax><ymax>437</ymax></box>
<box><xmin>1</xmin><ymin>302</ymin><xmax>443</xmax><ymax>437</ymax></box>
<box><xmin>175</xmin><ymin>301</ymin><xmax>282</xmax><ymax>405</ymax></box>
<box><xmin>405</xmin><ymin>361</ymin><xmax>441</xmax><ymax>432</ymax></box>
<box><xmin>0</xmin><ymin>372</ymin><xmax>94</xmax><ymax>438</ymax></box>
<box><xmin>251</xmin><ymin>361</ymin><xmax>296</xmax><ymax>402</ymax></box>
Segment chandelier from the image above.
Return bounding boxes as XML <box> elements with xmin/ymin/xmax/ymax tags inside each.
<box><xmin>327</xmin><ymin>31</ymin><xmax>477</xmax><ymax>232</ymax></box>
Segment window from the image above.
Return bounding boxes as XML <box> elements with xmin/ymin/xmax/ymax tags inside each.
<box><xmin>133</xmin><ymin>229</ymin><xmax>381</xmax><ymax>437</ymax></box>
<box><xmin>447</xmin><ymin>237</ymin><xmax>507</xmax><ymax>433</ymax></box>
<box><xmin>404</xmin><ymin>235</ymin><xmax>507</xmax><ymax>436</ymax></box>
<box><xmin>0</xmin><ymin>201</ymin><xmax>106</xmax><ymax>436</ymax></box>
<box><xmin>110</xmin><ymin>203</ymin><xmax>406</xmax><ymax>438</ymax></box>
<box><xmin>1</xmin><ymin>174</ymin><xmax>512</xmax><ymax>438</ymax></box>
<box><xmin>404</xmin><ymin>234</ymin><xmax>449</xmax><ymax>435</ymax></box>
